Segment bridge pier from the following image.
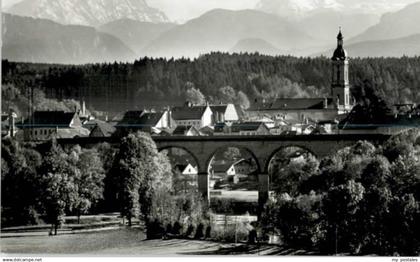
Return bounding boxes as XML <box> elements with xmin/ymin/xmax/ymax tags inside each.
<box><xmin>197</xmin><ymin>172</ymin><xmax>209</xmax><ymax>203</ymax></box>
<box><xmin>258</xmin><ymin>173</ymin><xmax>269</xmax><ymax>218</ymax></box>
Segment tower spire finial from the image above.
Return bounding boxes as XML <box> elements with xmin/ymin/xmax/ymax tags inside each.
<box><xmin>337</xmin><ymin>27</ymin><xmax>343</xmax><ymax>40</ymax></box>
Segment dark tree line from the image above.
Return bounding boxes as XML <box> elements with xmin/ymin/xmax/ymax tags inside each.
<box><xmin>2</xmin><ymin>54</ymin><xmax>420</xmax><ymax>115</ymax></box>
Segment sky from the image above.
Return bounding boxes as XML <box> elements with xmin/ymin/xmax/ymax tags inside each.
<box><xmin>2</xmin><ymin>0</ymin><xmax>419</xmax><ymax>23</ymax></box>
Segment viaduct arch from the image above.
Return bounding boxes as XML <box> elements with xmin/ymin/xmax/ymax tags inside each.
<box><xmin>152</xmin><ymin>134</ymin><xmax>390</xmax><ymax>206</ymax></box>
<box><xmin>58</xmin><ymin>134</ymin><xmax>391</xmax><ymax>209</ymax></box>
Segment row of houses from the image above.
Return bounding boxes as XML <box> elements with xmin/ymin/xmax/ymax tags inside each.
<box><xmin>4</xmin><ymin>99</ymin><xmax>419</xmax><ymax>141</ymax></box>
<box><xmin>2</xmin><ymin>101</ymin><xmax>281</xmax><ymax>141</ymax></box>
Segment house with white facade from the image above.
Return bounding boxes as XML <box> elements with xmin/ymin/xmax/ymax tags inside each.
<box><xmin>210</xmin><ymin>104</ymin><xmax>239</xmax><ymax>124</ymax></box>
<box><xmin>171</xmin><ymin>102</ymin><xmax>213</xmax><ymax>129</ymax></box>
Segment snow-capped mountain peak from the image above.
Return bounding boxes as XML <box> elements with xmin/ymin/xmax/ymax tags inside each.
<box><xmin>256</xmin><ymin>0</ymin><xmax>344</xmax><ymax>19</ymax></box>
<box><xmin>256</xmin><ymin>0</ymin><xmax>419</xmax><ymax>19</ymax></box>
<box><xmin>6</xmin><ymin>0</ymin><xmax>170</xmax><ymax>26</ymax></box>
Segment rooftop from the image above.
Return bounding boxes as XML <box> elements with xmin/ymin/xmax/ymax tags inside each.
<box><xmin>22</xmin><ymin>111</ymin><xmax>78</xmax><ymax>128</ymax></box>
<box><xmin>172</xmin><ymin>105</ymin><xmax>208</xmax><ymax>120</ymax></box>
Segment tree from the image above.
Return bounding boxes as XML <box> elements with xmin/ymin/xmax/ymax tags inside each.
<box><xmin>271</xmin><ymin>152</ymin><xmax>319</xmax><ymax>196</ymax></box>
<box><xmin>113</xmin><ymin>132</ymin><xmax>167</xmax><ymax>226</ymax></box>
<box><xmin>322</xmin><ymin>180</ymin><xmax>365</xmax><ymax>254</ymax></box>
<box><xmin>263</xmin><ymin>192</ymin><xmax>324</xmax><ymax>249</ymax></box>
<box><xmin>222</xmin><ymin>147</ymin><xmax>242</xmax><ymax>162</ymax></box>
<box><xmin>185</xmin><ymin>84</ymin><xmax>206</xmax><ymax>105</ymax></box>
<box><xmin>37</xmin><ymin>143</ymin><xmax>78</xmax><ymax>235</ymax></box>
<box><xmin>218</xmin><ymin>86</ymin><xmax>237</xmax><ymax>104</ymax></box>
<box><xmin>1</xmin><ymin>138</ymin><xmax>42</xmax><ymax>226</ymax></box>
<box><xmin>73</xmin><ymin>148</ymin><xmax>106</xmax><ymax>223</ymax></box>
<box><xmin>237</xmin><ymin>91</ymin><xmax>250</xmax><ymax>109</ymax></box>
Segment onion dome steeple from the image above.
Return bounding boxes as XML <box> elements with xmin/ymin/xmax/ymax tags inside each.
<box><xmin>332</xmin><ymin>27</ymin><xmax>347</xmax><ymax>60</ymax></box>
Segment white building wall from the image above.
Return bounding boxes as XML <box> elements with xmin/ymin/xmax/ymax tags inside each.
<box><xmin>224</xmin><ymin>104</ymin><xmax>239</xmax><ymax>122</ymax></box>
<box><xmin>201</xmin><ymin>106</ymin><xmax>213</xmax><ymax>127</ymax></box>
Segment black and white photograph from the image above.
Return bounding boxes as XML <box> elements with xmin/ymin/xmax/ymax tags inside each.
<box><xmin>1</xmin><ymin>0</ymin><xmax>420</xmax><ymax>260</ymax></box>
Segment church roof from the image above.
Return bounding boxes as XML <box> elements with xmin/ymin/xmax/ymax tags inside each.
<box><xmin>332</xmin><ymin>29</ymin><xmax>348</xmax><ymax>60</ymax></box>
<box><xmin>333</xmin><ymin>47</ymin><xmax>348</xmax><ymax>60</ymax></box>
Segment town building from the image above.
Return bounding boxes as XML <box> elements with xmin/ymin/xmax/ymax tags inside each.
<box><xmin>210</xmin><ymin>104</ymin><xmax>240</xmax><ymax>124</ymax></box>
<box><xmin>115</xmin><ymin>110</ymin><xmax>172</xmax><ymax>136</ymax></box>
<box><xmin>174</xmin><ymin>163</ymin><xmax>198</xmax><ymax>176</ymax></box>
<box><xmin>89</xmin><ymin>120</ymin><xmax>116</xmax><ymax>137</ymax></box>
<box><xmin>231</xmin><ymin>122</ymin><xmax>271</xmax><ymax>136</ymax></box>
<box><xmin>19</xmin><ymin>111</ymin><xmax>89</xmax><ymax>141</ymax></box>
<box><xmin>171</xmin><ymin>102</ymin><xmax>213</xmax><ymax>129</ymax></box>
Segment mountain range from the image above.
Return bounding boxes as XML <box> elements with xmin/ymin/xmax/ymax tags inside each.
<box><xmin>142</xmin><ymin>9</ymin><xmax>317</xmax><ymax>58</ymax></box>
<box><xmin>2</xmin><ymin>13</ymin><xmax>135</xmax><ymax>64</ymax></box>
<box><xmin>2</xmin><ymin>0</ymin><xmax>420</xmax><ymax>63</ymax></box>
<box><xmin>347</xmin><ymin>1</ymin><xmax>420</xmax><ymax>44</ymax></box>
<box><xmin>255</xmin><ymin>0</ymin><xmax>417</xmax><ymax>19</ymax></box>
<box><xmin>5</xmin><ymin>0</ymin><xmax>169</xmax><ymax>27</ymax></box>
<box><xmin>98</xmin><ymin>19</ymin><xmax>175</xmax><ymax>55</ymax></box>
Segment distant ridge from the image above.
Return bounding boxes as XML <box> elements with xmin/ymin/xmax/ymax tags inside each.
<box><xmin>142</xmin><ymin>9</ymin><xmax>317</xmax><ymax>58</ymax></box>
<box><xmin>2</xmin><ymin>13</ymin><xmax>135</xmax><ymax>64</ymax></box>
<box><xmin>230</xmin><ymin>38</ymin><xmax>283</xmax><ymax>56</ymax></box>
<box><xmin>317</xmin><ymin>34</ymin><xmax>420</xmax><ymax>58</ymax></box>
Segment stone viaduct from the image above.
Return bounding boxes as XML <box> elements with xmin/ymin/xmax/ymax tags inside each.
<box><xmin>58</xmin><ymin>134</ymin><xmax>391</xmax><ymax>208</ymax></box>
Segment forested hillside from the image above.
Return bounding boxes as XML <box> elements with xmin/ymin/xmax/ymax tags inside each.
<box><xmin>2</xmin><ymin>53</ymin><xmax>420</xmax><ymax>116</ymax></box>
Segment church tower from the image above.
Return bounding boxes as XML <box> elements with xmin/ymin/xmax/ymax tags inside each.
<box><xmin>331</xmin><ymin>28</ymin><xmax>352</xmax><ymax>112</ymax></box>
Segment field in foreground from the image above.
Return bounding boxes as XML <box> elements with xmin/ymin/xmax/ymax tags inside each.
<box><xmin>1</xmin><ymin>228</ymin><xmax>315</xmax><ymax>256</ymax></box>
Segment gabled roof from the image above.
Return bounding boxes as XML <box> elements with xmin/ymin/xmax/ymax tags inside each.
<box><xmin>117</xmin><ymin>111</ymin><xmax>164</xmax><ymax>129</ymax></box>
<box><xmin>172</xmin><ymin>106</ymin><xmax>208</xmax><ymax>120</ymax></box>
<box><xmin>199</xmin><ymin>126</ymin><xmax>214</xmax><ymax>135</ymax></box>
<box><xmin>22</xmin><ymin>111</ymin><xmax>77</xmax><ymax>128</ymax></box>
<box><xmin>174</xmin><ymin>163</ymin><xmax>197</xmax><ymax>173</ymax></box>
<box><xmin>231</xmin><ymin>122</ymin><xmax>268</xmax><ymax>132</ymax></box>
<box><xmin>89</xmin><ymin>122</ymin><xmax>116</xmax><ymax>137</ymax></box>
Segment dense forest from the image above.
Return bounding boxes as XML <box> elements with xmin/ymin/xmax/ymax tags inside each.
<box><xmin>2</xmin><ymin>53</ymin><xmax>420</xmax><ymax>117</ymax></box>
